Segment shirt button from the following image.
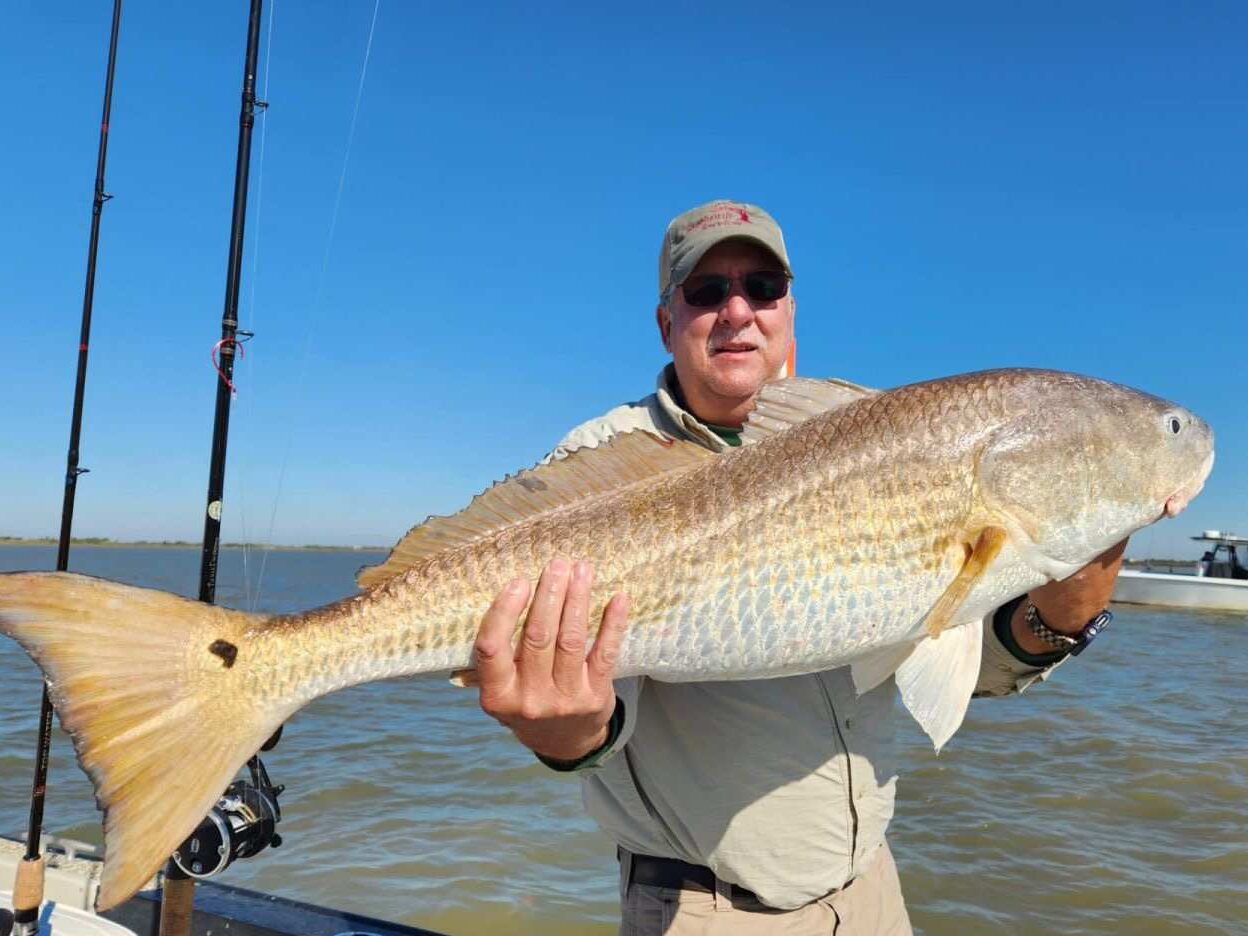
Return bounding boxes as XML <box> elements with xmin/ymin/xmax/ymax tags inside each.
<box><xmin>843</xmin><ymin>718</ymin><xmax>853</xmax><ymax>730</ymax></box>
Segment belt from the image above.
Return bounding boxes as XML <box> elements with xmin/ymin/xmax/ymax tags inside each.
<box><xmin>625</xmin><ymin>852</ymin><xmax>762</xmax><ymax>903</ymax></box>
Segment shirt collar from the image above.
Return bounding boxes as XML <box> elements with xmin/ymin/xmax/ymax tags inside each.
<box><xmin>653</xmin><ymin>363</ymin><xmax>735</xmax><ymax>453</ymax></box>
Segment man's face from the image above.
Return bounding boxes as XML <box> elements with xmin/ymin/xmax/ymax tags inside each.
<box><xmin>657</xmin><ymin>240</ymin><xmax>795</xmax><ymax>426</ymax></box>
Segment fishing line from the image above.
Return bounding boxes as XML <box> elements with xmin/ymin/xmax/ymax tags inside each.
<box><xmin>253</xmin><ymin>0</ymin><xmax>382</xmax><ymax>607</ymax></box>
<box><xmin>236</xmin><ymin>0</ymin><xmax>277</xmax><ymax>612</ymax></box>
<box><xmin>210</xmin><ymin>336</ymin><xmax>249</xmax><ymax>394</ymax></box>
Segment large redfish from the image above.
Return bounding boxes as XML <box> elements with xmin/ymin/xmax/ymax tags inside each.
<box><xmin>0</xmin><ymin>369</ymin><xmax>1214</xmax><ymax>909</ymax></box>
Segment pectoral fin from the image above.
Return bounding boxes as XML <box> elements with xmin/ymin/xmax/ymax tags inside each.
<box><xmin>925</xmin><ymin>526</ymin><xmax>1008</xmax><ymax>638</ymax></box>
<box><xmin>897</xmin><ymin>618</ymin><xmax>984</xmax><ymax>752</ymax></box>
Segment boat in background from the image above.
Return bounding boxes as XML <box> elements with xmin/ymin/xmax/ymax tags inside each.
<box><xmin>1113</xmin><ymin>531</ymin><xmax>1248</xmax><ymax>612</ymax></box>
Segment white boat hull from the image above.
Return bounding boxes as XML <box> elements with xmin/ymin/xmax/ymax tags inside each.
<box><xmin>0</xmin><ymin>836</ymin><xmax>137</xmax><ymax>934</ymax></box>
<box><xmin>1112</xmin><ymin>569</ymin><xmax>1248</xmax><ymax>612</ymax></box>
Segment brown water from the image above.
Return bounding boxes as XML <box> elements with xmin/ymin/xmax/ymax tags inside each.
<box><xmin>0</xmin><ymin>546</ymin><xmax>1244</xmax><ymax>935</ymax></box>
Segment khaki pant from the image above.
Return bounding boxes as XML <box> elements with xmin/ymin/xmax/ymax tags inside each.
<box><xmin>618</xmin><ymin>842</ymin><xmax>913</xmax><ymax>936</ymax></box>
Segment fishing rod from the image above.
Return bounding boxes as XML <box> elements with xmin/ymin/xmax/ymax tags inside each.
<box><xmin>8</xmin><ymin>3</ymin><xmax>124</xmax><ymax>933</ymax></box>
<box><xmin>198</xmin><ymin>0</ymin><xmax>264</xmax><ymax>609</ymax></box>
<box><xmin>159</xmin><ymin>1</ymin><xmax>284</xmax><ymax>932</ymax></box>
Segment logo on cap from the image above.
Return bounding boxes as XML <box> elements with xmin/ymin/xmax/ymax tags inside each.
<box><xmin>683</xmin><ymin>201</ymin><xmax>758</xmax><ymax>237</ymax></box>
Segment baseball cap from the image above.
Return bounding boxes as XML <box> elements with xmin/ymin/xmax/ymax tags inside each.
<box><xmin>658</xmin><ymin>199</ymin><xmax>792</xmax><ymax>301</ymax></box>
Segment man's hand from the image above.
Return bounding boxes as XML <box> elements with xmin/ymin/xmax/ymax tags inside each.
<box><xmin>475</xmin><ymin>558</ymin><xmax>629</xmax><ymax>763</ymax></box>
<box><xmin>1012</xmin><ymin>538</ymin><xmax>1128</xmax><ymax>655</ymax></box>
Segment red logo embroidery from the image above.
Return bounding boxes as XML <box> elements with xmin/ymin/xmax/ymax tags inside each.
<box><xmin>686</xmin><ymin>203</ymin><xmax>752</xmax><ymax>233</ymax></box>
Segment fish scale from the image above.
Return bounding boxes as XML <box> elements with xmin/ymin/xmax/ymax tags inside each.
<box><xmin>250</xmin><ymin>376</ymin><xmax>1007</xmax><ymax>697</ymax></box>
<box><xmin>0</xmin><ymin>367</ymin><xmax>1215</xmax><ymax>910</ymax></box>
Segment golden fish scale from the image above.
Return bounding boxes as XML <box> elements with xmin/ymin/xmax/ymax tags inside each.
<box><xmin>0</xmin><ymin>367</ymin><xmax>1213</xmax><ymax>915</ymax></box>
<box><xmin>243</xmin><ymin>373</ymin><xmax>1018</xmax><ymax>701</ymax></box>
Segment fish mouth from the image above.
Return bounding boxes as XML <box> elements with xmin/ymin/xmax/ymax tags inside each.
<box><xmin>1163</xmin><ymin>450</ymin><xmax>1215</xmax><ymax>518</ymax></box>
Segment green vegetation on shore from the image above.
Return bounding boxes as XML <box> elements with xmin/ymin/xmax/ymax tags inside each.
<box><xmin>0</xmin><ymin>536</ymin><xmax>384</xmax><ymax>552</ymax></box>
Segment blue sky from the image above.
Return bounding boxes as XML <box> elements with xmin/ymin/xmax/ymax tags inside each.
<box><xmin>2</xmin><ymin>2</ymin><xmax>1244</xmax><ymax>560</ymax></box>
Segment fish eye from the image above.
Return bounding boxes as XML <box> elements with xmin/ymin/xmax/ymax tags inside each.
<box><xmin>1165</xmin><ymin>414</ymin><xmax>1183</xmax><ymax>435</ymax></box>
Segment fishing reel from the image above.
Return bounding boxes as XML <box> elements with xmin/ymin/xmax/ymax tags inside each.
<box><xmin>171</xmin><ymin>733</ymin><xmax>284</xmax><ymax>880</ymax></box>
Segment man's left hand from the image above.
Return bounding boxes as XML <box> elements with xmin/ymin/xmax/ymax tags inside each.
<box><xmin>1011</xmin><ymin>539</ymin><xmax>1128</xmax><ymax>656</ymax></box>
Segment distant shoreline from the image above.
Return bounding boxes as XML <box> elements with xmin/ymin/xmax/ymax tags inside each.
<box><xmin>0</xmin><ymin>538</ymin><xmax>1185</xmax><ymax>565</ymax></box>
<box><xmin>0</xmin><ymin>537</ymin><xmax>386</xmax><ymax>553</ymax></box>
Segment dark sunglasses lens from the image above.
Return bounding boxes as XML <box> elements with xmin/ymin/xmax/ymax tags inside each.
<box><xmin>744</xmin><ymin>271</ymin><xmax>789</xmax><ymax>302</ymax></box>
<box><xmin>682</xmin><ymin>276</ymin><xmax>731</xmax><ymax>307</ymax></box>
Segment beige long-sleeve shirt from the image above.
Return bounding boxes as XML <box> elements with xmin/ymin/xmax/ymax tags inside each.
<box><xmin>547</xmin><ymin>366</ymin><xmax>1066</xmax><ymax>910</ymax></box>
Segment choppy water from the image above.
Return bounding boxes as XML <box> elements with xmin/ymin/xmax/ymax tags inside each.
<box><xmin>0</xmin><ymin>546</ymin><xmax>1244</xmax><ymax>935</ymax></box>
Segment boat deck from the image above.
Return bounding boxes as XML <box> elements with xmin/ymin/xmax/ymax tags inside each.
<box><xmin>1</xmin><ymin>836</ymin><xmax>448</xmax><ymax>936</ymax></box>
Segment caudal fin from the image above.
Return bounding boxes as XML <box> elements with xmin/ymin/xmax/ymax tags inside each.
<box><xmin>0</xmin><ymin>571</ymin><xmax>288</xmax><ymax>910</ymax></box>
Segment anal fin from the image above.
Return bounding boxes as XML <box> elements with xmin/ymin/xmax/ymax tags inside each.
<box><xmin>926</xmin><ymin>526</ymin><xmax>1008</xmax><ymax>638</ymax></box>
<box><xmin>897</xmin><ymin>618</ymin><xmax>984</xmax><ymax>752</ymax></box>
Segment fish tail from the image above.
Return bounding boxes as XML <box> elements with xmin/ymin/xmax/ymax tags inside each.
<box><xmin>0</xmin><ymin>571</ymin><xmax>287</xmax><ymax>911</ymax></box>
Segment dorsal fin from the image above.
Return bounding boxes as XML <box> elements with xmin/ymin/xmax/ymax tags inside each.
<box><xmin>741</xmin><ymin>376</ymin><xmax>877</xmax><ymax>445</ymax></box>
<box><xmin>357</xmin><ymin>430</ymin><xmax>716</xmax><ymax>588</ymax></box>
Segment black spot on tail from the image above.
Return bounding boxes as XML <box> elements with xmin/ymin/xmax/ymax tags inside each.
<box><xmin>209</xmin><ymin>639</ymin><xmax>238</xmax><ymax>668</ymax></box>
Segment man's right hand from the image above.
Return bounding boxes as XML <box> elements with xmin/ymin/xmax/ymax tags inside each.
<box><xmin>474</xmin><ymin>559</ymin><xmax>629</xmax><ymax>763</ymax></box>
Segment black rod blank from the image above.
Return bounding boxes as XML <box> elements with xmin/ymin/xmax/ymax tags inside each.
<box><xmin>14</xmin><ymin>1</ymin><xmax>124</xmax><ymax>931</ymax></box>
<box><xmin>23</xmin><ymin>0</ymin><xmax>124</xmax><ymax>869</ymax></box>
<box><xmin>198</xmin><ymin>0</ymin><xmax>265</xmax><ymax>606</ymax></box>
<box><xmin>160</xmin><ymin>3</ymin><xmax>266</xmax><ymax>932</ymax></box>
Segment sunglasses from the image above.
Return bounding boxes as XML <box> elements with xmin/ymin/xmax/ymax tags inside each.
<box><xmin>677</xmin><ymin>270</ymin><xmax>791</xmax><ymax>308</ymax></box>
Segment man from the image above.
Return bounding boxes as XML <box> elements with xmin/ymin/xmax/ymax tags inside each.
<box><xmin>472</xmin><ymin>200</ymin><xmax>1125</xmax><ymax>933</ymax></box>
<box><xmin>1197</xmin><ymin>550</ymin><xmax>1215</xmax><ymax>576</ymax></box>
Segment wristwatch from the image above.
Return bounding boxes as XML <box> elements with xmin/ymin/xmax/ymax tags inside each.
<box><xmin>1024</xmin><ymin>601</ymin><xmax>1113</xmax><ymax>657</ymax></box>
